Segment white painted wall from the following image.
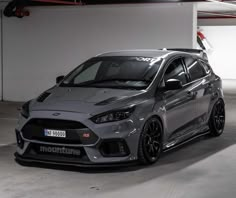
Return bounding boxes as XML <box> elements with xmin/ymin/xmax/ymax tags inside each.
<box><xmin>198</xmin><ymin>18</ymin><xmax>236</xmax><ymax>26</ymax></box>
<box><xmin>3</xmin><ymin>3</ymin><xmax>197</xmax><ymax>101</ymax></box>
<box><xmin>0</xmin><ymin>11</ymin><xmax>2</xmax><ymax>101</ymax></box>
<box><xmin>199</xmin><ymin>26</ymin><xmax>236</xmax><ymax>80</ymax></box>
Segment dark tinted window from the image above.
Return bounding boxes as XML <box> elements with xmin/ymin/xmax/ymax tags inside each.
<box><xmin>199</xmin><ymin>60</ymin><xmax>211</xmax><ymax>74</ymax></box>
<box><xmin>184</xmin><ymin>57</ymin><xmax>206</xmax><ymax>81</ymax></box>
<box><xmin>164</xmin><ymin>58</ymin><xmax>188</xmax><ymax>85</ymax></box>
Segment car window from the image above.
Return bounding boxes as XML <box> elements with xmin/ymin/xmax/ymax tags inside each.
<box><xmin>61</xmin><ymin>56</ymin><xmax>163</xmax><ymax>90</ymax></box>
<box><xmin>164</xmin><ymin>58</ymin><xmax>188</xmax><ymax>85</ymax></box>
<box><xmin>74</xmin><ymin>61</ymin><xmax>101</xmax><ymax>84</ymax></box>
<box><xmin>199</xmin><ymin>60</ymin><xmax>211</xmax><ymax>74</ymax></box>
<box><xmin>184</xmin><ymin>57</ymin><xmax>206</xmax><ymax>81</ymax></box>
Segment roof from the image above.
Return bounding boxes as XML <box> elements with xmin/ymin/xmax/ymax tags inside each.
<box><xmin>97</xmin><ymin>50</ymin><xmax>172</xmax><ymax>58</ymax></box>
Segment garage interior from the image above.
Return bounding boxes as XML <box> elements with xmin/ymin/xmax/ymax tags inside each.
<box><xmin>0</xmin><ymin>0</ymin><xmax>236</xmax><ymax>197</ymax></box>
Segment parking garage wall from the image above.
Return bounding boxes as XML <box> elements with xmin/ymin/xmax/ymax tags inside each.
<box><xmin>2</xmin><ymin>3</ymin><xmax>197</xmax><ymax>101</ymax></box>
<box><xmin>199</xmin><ymin>26</ymin><xmax>236</xmax><ymax>80</ymax></box>
<box><xmin>0</xmin><ymin>11</ymin><xmax>2</xmax><ymax>101</ymax></box>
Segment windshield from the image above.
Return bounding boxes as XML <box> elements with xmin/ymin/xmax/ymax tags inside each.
<box><xmin>60</xmin><ymin>56</ymin><xmax>163</xmax><ymax>90</ymax></box>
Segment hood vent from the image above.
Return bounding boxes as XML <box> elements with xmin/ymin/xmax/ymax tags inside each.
<box><xmin>95</xmin><ymin>96</ymin><xmax>126</xmax><ymax>106</ymax></box>
<box><xmin>37</xmin><ymin>92</ymin><xmax>51</xmax><ymax>102</ymax></box>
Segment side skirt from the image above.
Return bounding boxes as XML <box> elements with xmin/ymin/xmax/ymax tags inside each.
<box><xmin>163</xmin><ymin>130</ymin><xmax>210</xmax><ymax>153</ymax></box>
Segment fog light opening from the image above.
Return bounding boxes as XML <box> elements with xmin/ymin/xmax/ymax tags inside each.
<box><xmin>100</xmin><ymin>140</ymin><xmax>130</xmax><ymax>157</ymax></box>
<box><xmin>16</xmin><ymin>131</ymin><xmax>24</xmax><ymax>149</ymax></box>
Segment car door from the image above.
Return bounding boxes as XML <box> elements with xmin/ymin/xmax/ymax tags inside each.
<box><xmin>183</xmin><ymin>56</ymin><xmax>212</xmax><ymax>129</ymax></box>
<box><xmin>159</xmin><ymin>57</ymin><xmax>198</xmax><ymax>144</ymax></box>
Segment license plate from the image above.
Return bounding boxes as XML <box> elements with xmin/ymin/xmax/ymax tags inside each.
<box><xmin>44</xmin><ymin>129</ymin><xmax>66</xmax><ymax>138</ymax></box>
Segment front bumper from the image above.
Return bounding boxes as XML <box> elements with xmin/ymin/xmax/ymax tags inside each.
<box><xmin>15</xmin><ymin>110</ymin><xmax>141</xmax><ymax>166</ymax></box>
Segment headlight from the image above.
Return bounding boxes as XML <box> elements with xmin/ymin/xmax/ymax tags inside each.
<box><xmin>21</xmin><ymin>101</ymin><xmax>31</xmax><ymax>119</ymax></box>
<box><xmin>91</xmin><ymin>107</ymin><xmax>135</xmax><ymax>124</ymax></box>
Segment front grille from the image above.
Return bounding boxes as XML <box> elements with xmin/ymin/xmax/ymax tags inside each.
<box><xmin>24</xmin><ymin>119</ymin><xmax>87</xmax><ymax>130</ymax></box>
<box><xmin>22</xmin><ymin>119</ymin><xmax>98</xmax><ymax>145</ymax></box>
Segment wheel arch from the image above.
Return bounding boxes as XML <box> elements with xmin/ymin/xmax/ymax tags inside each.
<box><xmin>208</xmin><ymin>97</ymin><xmax>225</xmax><ymax>121</ymax></box>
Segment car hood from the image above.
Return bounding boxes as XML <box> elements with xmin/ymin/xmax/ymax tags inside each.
<box><xmin>31</xmin><ymin>86</ymin><xmax>145</xmax><ymax>114</ymax></box>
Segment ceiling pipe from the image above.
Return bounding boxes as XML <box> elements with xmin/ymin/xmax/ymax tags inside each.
<box><xmin>198</xmin><ymin>16</ymin><xmax>236</xmax><ymax>18</ymax></box>
<box><xmin>4</xmin><ymin>0</ymin><xmax>30</xmax><ymax>18</ymax></box>
<box><xmin>198</xmin><ymin>10</ymin><xmax>236</xmax><ymax>18</ymax></box>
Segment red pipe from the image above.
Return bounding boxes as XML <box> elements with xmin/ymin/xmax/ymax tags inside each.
<box><xmin>32</xmin><ymin>0</ymin><xmax>82</xmax><ymax>5</ymax></box>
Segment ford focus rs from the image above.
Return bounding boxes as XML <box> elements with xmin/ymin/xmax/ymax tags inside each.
<box><xmin>15</xmin><ymin>49</ymin><xmax>225</xmax><ymax>167</ymax></box>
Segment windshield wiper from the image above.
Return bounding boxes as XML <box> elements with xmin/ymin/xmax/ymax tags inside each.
<box><xmin>60</xmin><ymin>79</ymin><xmax>151</xmax><ymax>88</ymax></box>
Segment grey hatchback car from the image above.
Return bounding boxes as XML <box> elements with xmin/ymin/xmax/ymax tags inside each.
<box><xmin>15</xmin><ymin>49</ymin><xmax>225</xmax><ymax>167</ymax></box>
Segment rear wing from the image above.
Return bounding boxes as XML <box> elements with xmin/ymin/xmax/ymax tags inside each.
<box><xmin>162</xmin><ymin>48</ymin><xmax>208</xmax><ymax>62</ymax></box>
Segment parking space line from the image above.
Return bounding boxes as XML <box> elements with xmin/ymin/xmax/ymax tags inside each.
<box><xmin>0</xmin><ymin>144</ymin><xmax>9</xmax><ymax>147</ymax></box>
<box><xmin>0</xmin><ymin>143</ymin><xmax>15</xmax><ymax>147</ymax></box>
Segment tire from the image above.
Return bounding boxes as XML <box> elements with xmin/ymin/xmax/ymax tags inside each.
<box><xmin>138</xmin><ymin>117</ymin><xmax>163</xmax><ymax>165</ymax></box>
<box><xmin>209</xmin><ymin>99</ymin><xmax>225</xmax><ymax>137</ymax></box>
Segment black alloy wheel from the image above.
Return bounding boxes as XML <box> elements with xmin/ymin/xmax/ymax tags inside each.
<box><xmin>209</xmin><ymin>99</ymin><xmax>225</xmax><ymax>137</ymax></box>
<box><xmin>138</xmin><ymin>117</ymin><xmax>163</xmax><ymax>165</ymax></box>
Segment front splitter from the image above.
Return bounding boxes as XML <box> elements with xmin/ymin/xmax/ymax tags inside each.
<box><xmin>14</xmin><ymin>153</ymin><xmax>138</xmax><ymax>168</ymax></box>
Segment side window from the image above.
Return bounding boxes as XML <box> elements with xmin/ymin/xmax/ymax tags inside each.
<box><xmin>184</xmin><ymin>57</ymin><xmax>206</xmax><ymax>81</ymax></box>
<box><xmin>164</xmin><ymin>58</ymin><xmax>188</xmax><ymax>85</ymax></box>
<box><xmin>199</xmin><ymin>60</ymin><xmax>211</xmax><ymax>74</ymax></box>
<box><xmin>73</xmin><ymin>61</ymin><xmax>101</xmax><ymax>84</ymax></box>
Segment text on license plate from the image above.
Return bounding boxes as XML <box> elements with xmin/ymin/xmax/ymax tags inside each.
<box><xmin>44</xmin><ymin>129</ymin><xmax>66</xmax><ymax>138</ymax></box>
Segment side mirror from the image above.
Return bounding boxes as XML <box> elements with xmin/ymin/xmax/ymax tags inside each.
<box><xmin>56</xmin><ymin>75</ymin><xmax>64</xmax><ymax>84</ymax></box>
<box><xmin>165</xmin><ymin>79</ymin><xmax>183</xmax><ymax>90</ymax></box>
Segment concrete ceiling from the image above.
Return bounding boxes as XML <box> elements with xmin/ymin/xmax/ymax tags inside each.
<box><xmin>1</xmin><ymin>0</ymin><xmax>236</xmax><ymax>18</ymax></box>
<box><xmin>198</xmin><ymin>1</ymin><xmax>236</xmax><ymax>12</ymax></box>
<box><xmin>198</xmin><ymin>1</ymin><xmax>236</xmax><ymax>18</ymax></box>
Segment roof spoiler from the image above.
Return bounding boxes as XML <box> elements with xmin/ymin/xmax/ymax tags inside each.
<box><xmin>162</xmin><ymin>48</ymin><xmax>208</xmax><ymax>62</ymax></box>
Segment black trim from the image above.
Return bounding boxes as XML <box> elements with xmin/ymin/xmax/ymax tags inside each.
<box><xmin>37</xmin><ymin>92</ymin><xmax>51</xmax><ymax>102</ymax></box>
<box><xmin>99</xmin><ymin>139</ymin><xmax>130</xmax><ymax>157</ymax></box>
<box><xmin>95</xmin><ymin>97</ymin><xmax>123</xmax><ymax>106</ymax></box>
<box><xmin>15</xmin><ymin>153</ymin><xmax>137</xmax><ymax>168</ymax></box>
<box><xmin>163</xmin><ymin>130</ymin><xmax>210</xmax><ymax>152</ymax></box>
<box><xmin>16</xmin><ymin>130</ymin><xmax>24</xmax><ymax>149</ymax></box>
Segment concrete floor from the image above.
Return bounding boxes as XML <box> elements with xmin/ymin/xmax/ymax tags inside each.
<box><xmin>0</xmin><ymin>89</ymin><xmax>236</xmax><ymax>198</ymax></box>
